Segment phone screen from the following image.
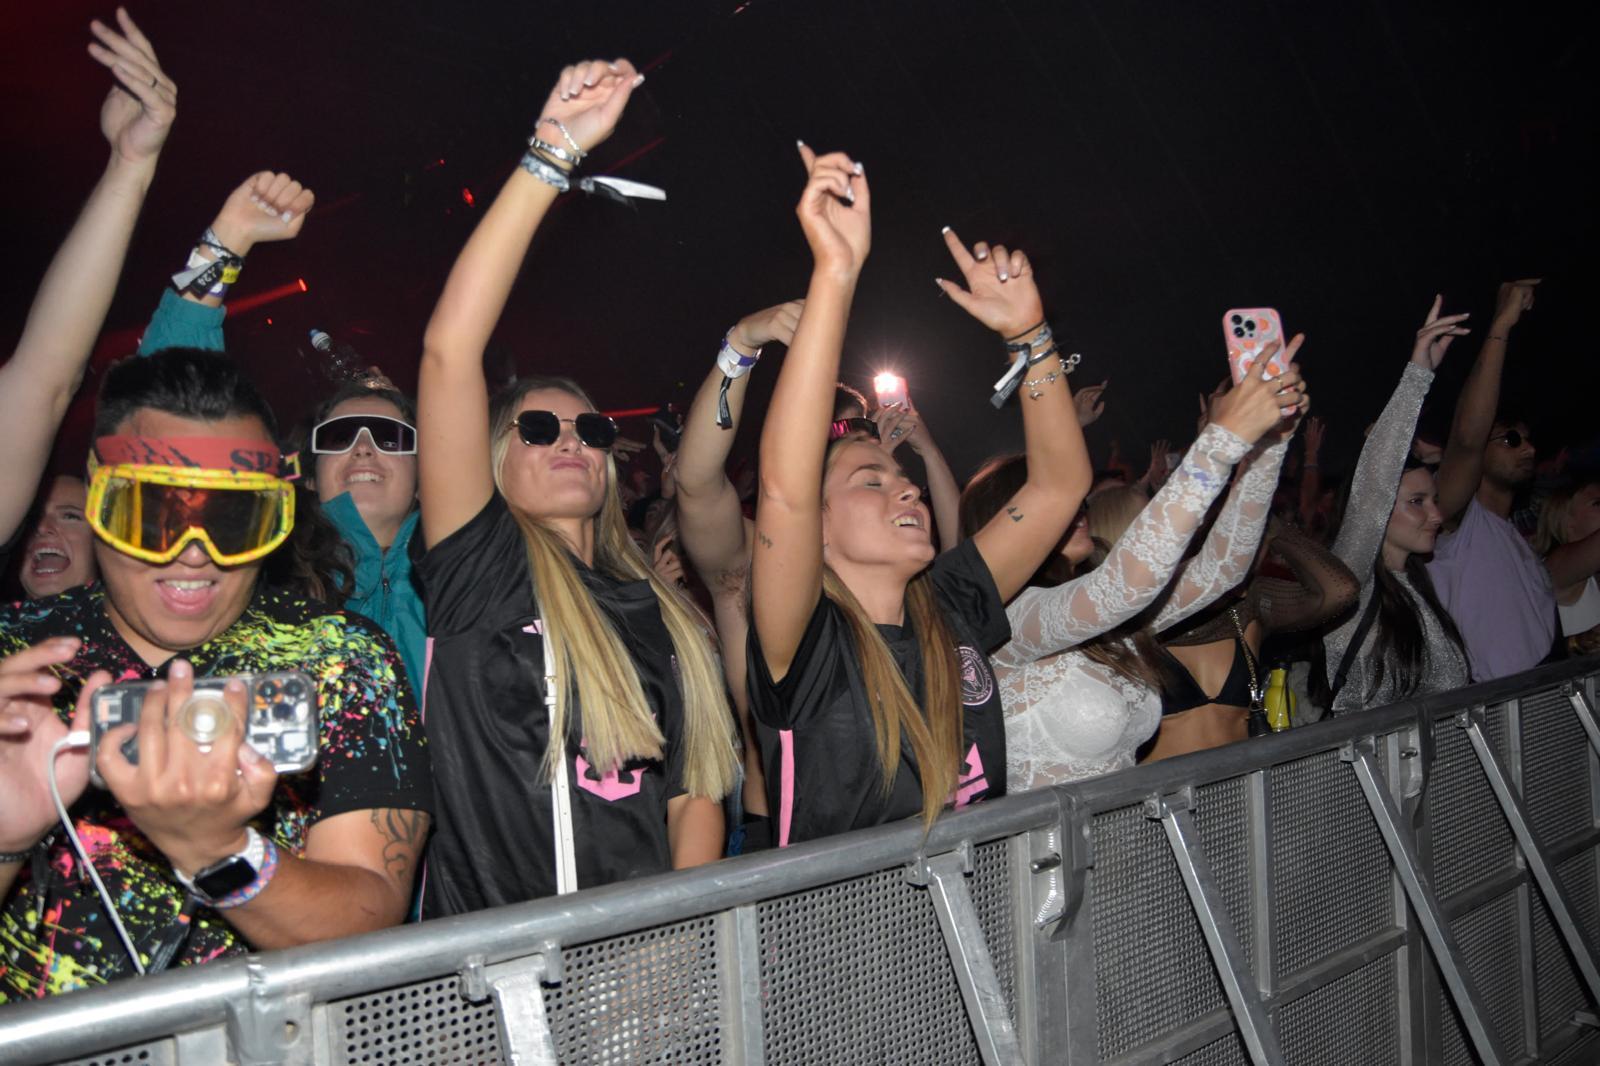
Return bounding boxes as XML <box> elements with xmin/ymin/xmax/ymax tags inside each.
<box><xmin>873</xmin><ymin>372</ymin><xmax>908</xmax><ymax>409</ymax></box>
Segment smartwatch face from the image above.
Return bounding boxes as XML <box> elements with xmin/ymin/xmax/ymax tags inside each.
<box><xmin>195</xmin><ymin>856</ymin><xmax>258</xmax><ymax>900</ymax></box>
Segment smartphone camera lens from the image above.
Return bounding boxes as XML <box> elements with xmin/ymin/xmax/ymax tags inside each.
<box><xmin>272</xmin><ymin>701</ymin><xmax>300</xmax><ymax>722</ymax></box>
<box><xmin>1230</xmin><ymin>314</ymin><xmax>1243</xmax><ymax>325</ymax></box>
<box><xmin>1232</xmin><ymin>327</ymin><xmax>1245</xmax><ymax>338</ymax></box>
<box><xmin>283</xmin><ymin>678</ymin><xmax>306</xmax><ymax>700</ymax></box>
<box><xmin>1244</xmin><ymin>320</ymin><xmax>1256</xmax><ymax>334</ymax></box>
<box><xmin>259</xmin><ymin>680</ymin><xmax>279</xmax><ymax>700</ymax></box>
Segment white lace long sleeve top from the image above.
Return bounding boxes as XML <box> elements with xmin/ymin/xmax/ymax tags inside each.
<box><xmin>994</xmin><ymin>425</ymin><xmax>1289</xmax><ymax>788</ymax></box>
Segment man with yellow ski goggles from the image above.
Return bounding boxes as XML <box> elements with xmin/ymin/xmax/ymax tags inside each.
<box><xmin>87</xmin><ymin>435</ymin><xmax>299</xmax><ymax>566</ymax></box>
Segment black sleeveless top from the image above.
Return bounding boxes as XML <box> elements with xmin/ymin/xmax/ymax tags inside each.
<box><xmin>1157</xmin><ymin>632</ymin><xmax>1257</xmax><ymax>714</ymax></box>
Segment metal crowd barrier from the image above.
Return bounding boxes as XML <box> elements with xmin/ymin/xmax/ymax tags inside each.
<box><xmin>3</xmin><ymin>658</ymin><xmax>1599</xmax><ymax>1065</ymax></box>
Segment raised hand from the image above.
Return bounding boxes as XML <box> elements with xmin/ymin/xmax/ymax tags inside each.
<box><xmin>652</xmin><ymin>538</ymin><xmax>687</xmax><ymax>588</ymax></box>
<box><xmin>88</xmin><ymin>8</ymin><xmax>176</xmax><ymax>168</ymax></box>
<box><xmin>935</xmin><ymin>228</ymin><xmax>1044</xmax><ymax>338</ymax></box>
<box><xmin>1302</xmin><ymin>415</ymin><xmax>1326</xmax><ymax>460</ymax></box>
<box><xmin>1143</xmin><ymin>438</ymin><xmax>1171</xmax><ymax>489</ymax></box>
<box><xmin>874</xmin><ymin>403</ymin><xmax>918</xmax><ymax>450</ymax></box>
<box><xmin>208</xmin><ymin>172</ymin><xmax>316</xmax><ymax>257</ymax></box>
<box><xmin>1</xmin><ymin>639</ymin><xmax>104</xmax><ymax>856</ymax></box>
<box><xmin>1198</xmin><ymin>376</ymin><xmax>1232</xmax><ymax>435</ymax></box>
<box><xmin>1074</xmin><ymin>379</ymin><xmax>1108</xmax><ymax>428</ymax></box>
<box><xmin>538</xmin><ymin>58</ymin><xmax>643</xmax><ymax>157</ymax></box>
<box><xmin>1491</xmin><ymin>278</ymin><xmax>1540</xmax><ymax>333</ymax></box>
<box><xmin>612</xmin><ymin>435</ymin><xmax>647</xmax><ymax>464</ymax></box>
<box><xmin>731</xmin><ymin>299</ymin><xmax>805</xmax><ymax>354</ymax></box>
<box><xmin>1410</xmin><ymin>295</ymin><xmax>1471</xmax><ymax>370</ymax></box>
<box><xmin>796</xmin><ymin>144</ymin><xmax>870</xmax><ymax>278</ymax></box>
<box><xmin>1209</xmin><ymin>336</ymin><xmax>1307</xmax><ymax>445</ymax></box>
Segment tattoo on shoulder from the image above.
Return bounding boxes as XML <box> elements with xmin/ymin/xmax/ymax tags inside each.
<box><xmin>371</xmin><ymin>808</ymin><xmax>429</xmax><ymax>883</ymax></box>
<box><xmin>757</xmin><ymin>531</ymin><xmax>774</xmax><ymax>549</ymax></box>
<box><xmin>1005</xmin><ymin>506</ymin><xmax>1024</xmax><ymax>523</ymax></box>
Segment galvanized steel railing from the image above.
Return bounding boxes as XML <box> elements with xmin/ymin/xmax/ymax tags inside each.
<box><xmin>3</xmin><ymin>659</ymin><xmax>1598</xmax><ymax>1065</ymax></box>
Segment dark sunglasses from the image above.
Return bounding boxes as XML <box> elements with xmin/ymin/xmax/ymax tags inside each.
<box><xmin>828</xmin><ymin>416</ymin><xmax>880</xmax><ymax>442</ymax></box>
<box><xmin>310</xmin><ymin>414</ymin><xmax>417</xmax><ymax>455</ymax></box>
<box><xmin>512</xmin><ymin>410</ymin><xmax>618</xmax><ymax>449</ymax></box>
<box><xmin>1490</xmin><ymin>429</ymin><xmax>1532</xmax><ymax>449</ymax></box>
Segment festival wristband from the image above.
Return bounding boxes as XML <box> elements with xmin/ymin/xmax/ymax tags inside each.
<box><xmin>715</xmin><ymin>331</ymin><xmax>761</xmax><ymax>429</ymax></box>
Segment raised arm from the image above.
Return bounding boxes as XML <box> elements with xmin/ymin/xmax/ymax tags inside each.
<box><xmin>1251</xmin><ymin>521</ymin><xmax>1360</xmax><ymax>635</ymax></box>
<box><xmin>418</xmin><ymin>59</ymin><xmax>641</xmax><ymax>546</ymax></box>
<box><xmin>0</xmin><ymin>10</ymin><xmax>174</xmax><ymax>541</ymax></box>
<box><xmin>1435</xmin><ymin>280</ymin><xmax>1537</xmax><ymax>522</ymax></box>
<box><xmin>1330</xmin><ymin>297</ymin><xmax>1466</xmax><ymax>578</ymax></box>
<box><xmin>874</xmin><ymin>402</ymin><xmax>962</xmax><ymax>550</ymax></box>
<box><xmin>1153</xmin><ymin>339</ymin><xmax>1310</xmax><ymax>630</ymax></box>
<box><xmin>139</xmin><ymin>172</ymin><xmax>316</xmax><ymax>356</ymax></box>
<box><xmin>1297</xmin><ymin>416</ymin><xmax>1325</xmax><ymax>530</ymax></box>
<box><xmin>677</xmin><ymin>300</ymin><xmax>801</xmax><ymax>583</ymax></box>
<box><xmin>1546</xmin><ymin>528</ymin><xmax>1600</xmax><ymax>590</ymax></box>
<box><xmin>751</xmin><ymin>146</ymin><xmax>870</xmax><ymax>680</ymax></box>
<box><xmin>936</xmin><ymin>231</ymin><xmax>1092</xmax><ymax>602</ymax></box>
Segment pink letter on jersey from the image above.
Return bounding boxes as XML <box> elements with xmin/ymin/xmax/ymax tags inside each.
<box><xmin>952</xmin><ymin>743</ymin><xmax>989</xmax><ymax>808</ymax></box>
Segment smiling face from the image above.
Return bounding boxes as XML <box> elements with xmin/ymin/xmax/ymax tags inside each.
<box><xmin>21</xmin><ymin>476</ymin><xmax>97</xmax><ymax>598</ymax></box>
<box><xmin>821</xmin><ymin>438</ymin><xmax>934</xmax><ymax>574</ymax></box>
<box><xmin>312</xmin><ymin>394</ymin><xmax>417</xmax><ymax>541</ymax></box>
<box><xmin>1385</xmin><ymin>466</ymin><xmax>1445</xmax><ymax>562</ymax></box>
<box><xmin>93</xmin><ymin>408</ymin><xmax>272</xmax><ymax>666</ymax></box>
<box><xmin>497</xmin><ymin>387</ymin><xmax>611</xmax><ymax>522</ymax></box>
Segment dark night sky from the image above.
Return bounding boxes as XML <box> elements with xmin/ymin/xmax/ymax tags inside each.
<box><xmin>1</xmin><ymin>0</ymin><xmax>1593</xmax><ymax>484</ymax></box>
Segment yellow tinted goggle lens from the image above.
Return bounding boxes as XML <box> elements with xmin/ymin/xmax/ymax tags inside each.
<box><xmin>88</xmin><ymin>465</ymin><xmax>294</xmax><ymax>565</ymax></box>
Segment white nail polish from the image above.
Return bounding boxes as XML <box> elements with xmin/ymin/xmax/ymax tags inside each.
<box><xmin>853</xmin><ymin>161</ymin><xmax>863</xmax><ymax>175</ymax></box>
<box><xmin>940</xmin><ymin>225</ymin><xmax>951</xmax><ymax>234</ymax></box>
<box><xmin>633</xmin><ymin>73</ymin><xmax>645</xmax><ymax>87</ymax></box>
<box><xmin>998</xmin><ymin>272</ymin><xmax>1009</xmax><ymax>282</ymax></box>
<box><xmin>281</xmin><ymin>210</ymin><xmax>293</xmax><ymax>223</ymax></box>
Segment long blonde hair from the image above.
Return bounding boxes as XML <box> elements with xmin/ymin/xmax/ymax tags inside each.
<box><xmin>823</xmin><ymin>435</ymin><xmax>965</xmax><ymax>826</ymax></box>
<box><xmin>491</xmin><ymin>377</ymin><xmax>737</xmax><ymax>799</ymax></box>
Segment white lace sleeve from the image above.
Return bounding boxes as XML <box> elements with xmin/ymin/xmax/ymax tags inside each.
<box><xmin>993</xmin><ymin>423</ymin><xmax>1252</xmax><ymax>667</ymax></box>
<box><xmin>1152</xmin><ymin>432</ymin><xmax>1290</xmax><ymax>632</ymax></box>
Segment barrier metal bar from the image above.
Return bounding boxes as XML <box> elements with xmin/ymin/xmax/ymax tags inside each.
<box><xmin>910</xmin><ymin>841</ymin><xmax>1027</xmax><ymax>1066</ymax></box>
<box><xmin>487</xmin><ymin>955</ymin><xmax>559</xmax><ymax>1066</ymax></box>
<box><xmin>1569</xmin><ymin>685</ymin><xmax>1600</xmax><ymax>760</ymax></box>
<box><xmin>1146</xmin><ymin>788</ymin><xmax>1284</xmax><ymax>1066</ymax></box>
<box><xmin>2</xmin><ymin>660</ymin><xmax>1597</xmax><ymax>1066</ymax></box>
<box><xmin>1459</xmin><ymin>706</ymin><xmax>1600</xmax><ymax>1008</ymax></box>
<box><xmin>1343</xmin><ymin>735</ymin><xmax>1509</xmax><ymax>1066</ymax></box>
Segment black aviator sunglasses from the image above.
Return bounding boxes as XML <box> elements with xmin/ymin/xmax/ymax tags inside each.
<box><xmin>511</xmin><ymin>410</ymin><xmax>618</xmax><ymax>449</ymax></box>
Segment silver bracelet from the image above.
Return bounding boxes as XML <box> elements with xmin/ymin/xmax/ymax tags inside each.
<box><xmin>1</xmin><ymin>842</ymin><xmax>37</xmax><ymax>863</ymax></box>
<box><xmin>537</xmin><ymin>117</ymin><xmax>586</xmax><ymax>160</ymax></box>
<box><xmin>529</xmin><ymin>136</ymin><xmax>582</xmax><ymax>168</ymax></box>
<box><xmin>519</xmin><ymin>152</ymin><xmax>571</xmax><ymax>193</ymax></box>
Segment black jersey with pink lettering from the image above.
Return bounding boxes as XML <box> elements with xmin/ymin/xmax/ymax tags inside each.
<box><xmin>413</xmin><ymin>495</ymin><xmax>690</xmax><ymax>916</ymax></box>
<box><xmin>746</xmin><ymin>539</ymin><xmax>1008</xmax><ymax>846</ymax></box>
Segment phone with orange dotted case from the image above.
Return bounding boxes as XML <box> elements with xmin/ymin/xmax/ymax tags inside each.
<box><xmin>1223</xmin><ymin>307</ymin><xmax>1290</xmax><ymax>384</ymax></box>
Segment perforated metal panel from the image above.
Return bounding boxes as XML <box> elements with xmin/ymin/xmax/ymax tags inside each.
<box><xmin>1090</xmin><ymin>803</ymin><xmax>1226</xmax><ymax>1059</ymax></box>
<box><xmin>1522</xmin><ymin>687</ymin><xmax>1595</xmax><ymax>848</ymax></box>
<box><xmin>1168</xmin><ymin>1031</ymin><xmax>1249</xmax><ymax>1066</ymax></box>
<box><xmin>1437</xmin><ymin>890</ymin><xmax>1527</xmax><ymax>1066</ymax></box>
<box><xmin>1194</xmin><ymin>777</ymin><xmax>1253</xmax><ymax>969</ymax></box>
<box><xmin>1428</xmin><ymin>714</ymin><xmax>1518</xmax><ymax>903</ymax></box>
<box><xmin>969</xmin><ymin>839</ymin><xmax>1018</xmax><ymax>1014</ymax></box>
<box><xmin>1277</xmin><ymin>952</ymin><xmax>1400</xmax><ymax>1065</ymax></box>
<box><xmin>1532</xmin><ymin>852</ymin><xmax>1600</xmax><ymax>1048</ymax></box>
<box><xmin>1546</xmin><ymin>1031</ymin><xmax>1600</xmax><ymax>1064</ymax></box>
<box><xmin>1270</xmin><ymin>749</ymin><xmax>1394</xmax><ymax>976</ymax></box>
<box><xmin>542</xmin><ymin>916</ymin><xmax>721</xmax><ymax>1064</ymax></box>
<box><xmin>330</xmin><ymin>974</ymin><xmax>503</xmax><ymax>1065</ymax></box>
<box><xmin>756</xmin><ymin>850</ymin><xmax>1003</xmax><ymax>1065</ymax></box>
<box><xmin>52</xmin><ymin>1046</ymin><xmax>173</xmax><ymax>1066</ymax></box>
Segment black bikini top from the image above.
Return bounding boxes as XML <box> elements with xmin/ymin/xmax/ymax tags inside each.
<box><xmin>1158</xmin><ymin>629</ymin><xmax>1259</xmax><ymax>714</ymax></box>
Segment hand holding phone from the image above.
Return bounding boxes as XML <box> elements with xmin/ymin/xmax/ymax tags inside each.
<box><xmin>90</xmin><ymin>670</ymin><xmax>319</xmax><ymax>789</ymax></box>
<box><xmin>1223</xmin><ymin>308</ymin><xmax>1291</xmax><ymax>384</ymax></box>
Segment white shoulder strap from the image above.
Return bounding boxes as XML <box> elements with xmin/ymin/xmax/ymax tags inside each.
<box><xmin>535</xmin><ymin>609</ymin><xmax>579</xmax><ymax>895</ymax></box>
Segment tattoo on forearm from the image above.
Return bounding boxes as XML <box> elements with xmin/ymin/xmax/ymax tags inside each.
<box><xmin>757</xmin><ymin>531</ymin><xmax>774</xmax><ymax>549</ymax></box>
<box><xmin>1005</xmin><ymin>506</ymin><xmax>1024</xmax><ymax>523</ymax></box>
<box><xmin>371</xmin><ymin>808</ymin><xmax>428</xmax><ymax>883</ymax></box>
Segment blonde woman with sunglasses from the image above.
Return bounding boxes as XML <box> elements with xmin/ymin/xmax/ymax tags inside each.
<box><xmin>414</xmin><ymin>59</ymin><xmax>737</xmax><ymax>916</ymax></box>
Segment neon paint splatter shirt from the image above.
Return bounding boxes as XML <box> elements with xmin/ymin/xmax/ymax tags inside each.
<box><xmin>0</xmin><ymin>583</ymin><xmax>431</xmax><ymax>1001</ymax></box>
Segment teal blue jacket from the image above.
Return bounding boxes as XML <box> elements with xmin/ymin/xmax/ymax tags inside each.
<box><xmin>139</xmin><ymin>291</ymin><xmax>427</xmax><ymax>697</ymax></box>
<box><xmin>321</xmin><ymin>492</ymin><xmax>427</xmax><ymax>698</ymax></box>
